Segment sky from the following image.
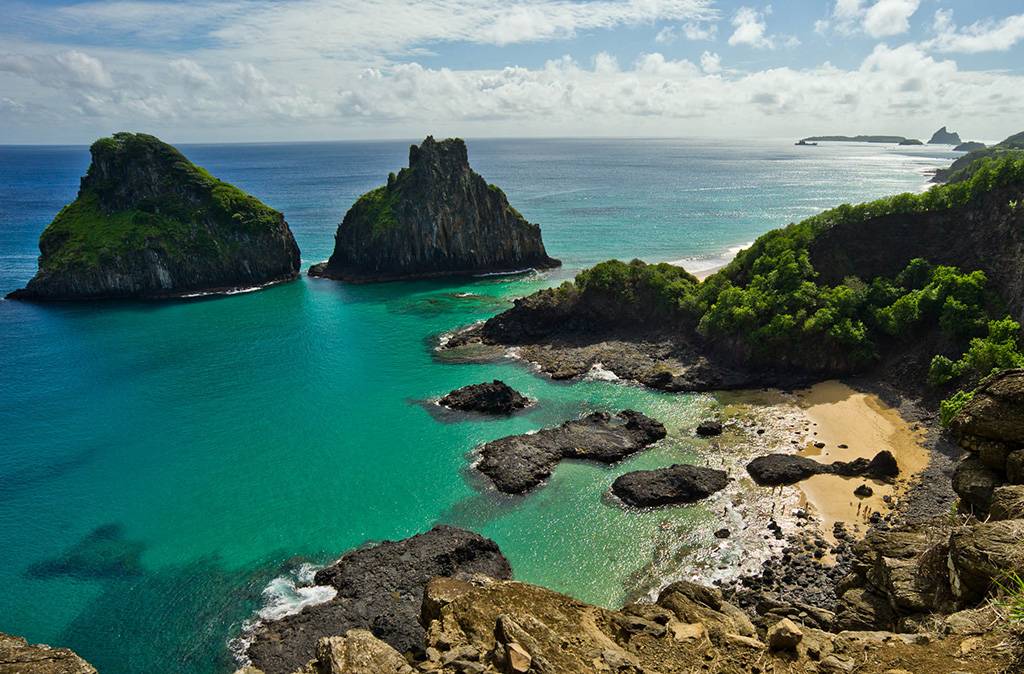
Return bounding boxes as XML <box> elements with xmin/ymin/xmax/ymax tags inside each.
<box><xmin>1</xmin><ymin>0</ymin><xmax>1023</xmax><ymax>144</ymax></box>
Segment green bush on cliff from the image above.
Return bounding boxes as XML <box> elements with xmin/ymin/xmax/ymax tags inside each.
<box><xmin>576</xmin><ymin>259</ymin><xmax>700</xmax><ymax>317</ymax></box>
<box><xmin>929</xmin><ymin>317</ymin><xmax>1024</xmax><ymax>386</ymax></box>
<box><xmin>352</xmin><ymin>185</ymin><xmax>400</xmax><ymax>236</ymax></box>
<box><xmin>939</xmin><ymin>389</ymin><xmax>975</xmax><ymax>427</ymax></box>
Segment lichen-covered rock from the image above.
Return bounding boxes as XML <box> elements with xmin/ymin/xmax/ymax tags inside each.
<box><xmin>948</xmin><ymin>520</ymin><xmax>1024</xmax><ymax>604</ymax></box>
<box><xmin>951</xmin><ymin>369</ymin><xmax>1024</xmax><ymax>447</ymax></box>
<box><xmin>305</xmin><ymin>632</ymin><xmax>412</xmax><ymax>674</ymax></box>
<box><xmin>0</xmin><ymin>633</ymin><xmax>96</xmax><ymax>674</ymax></box>
<box><xmin>309</xmin><ymin>137</ymin><xmax>559</xmax><ymax>282</ymax></box>
<box><xmin>247</xmin><ymin>526</ymin><xmax>511</xmax><ymax>674</ymax></box>
<box><xmin>988</xmin><ymin>485</ymin><xmax>1024</xmax><ymax>520</ymax></box>
<box><xmin>8</xmin><ymin>133</ymin><xmax>300</xmax><ymax>300</ymax></box>
<box><xmin>611</xmin><ymin>464</ymin><xmax>728</xmax><ymax>507</ymax></box>
<box><xmin>476</xmin><ymin>410</ymin><xmax>666</xmax><ymax>494</ymax></box>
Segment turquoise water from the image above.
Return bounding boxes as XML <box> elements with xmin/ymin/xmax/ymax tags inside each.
<box><xmin>0</xmin><ymin>138</ymin><xmax>956</xmax><ymax>673</ymax></box>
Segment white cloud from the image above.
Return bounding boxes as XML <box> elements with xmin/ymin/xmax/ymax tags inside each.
<box><xmin>700</xmin><ymin>51</ymin><xmax>721</xmax><ymax>74</ymax></box>
<box><xmin>824</xmin><ymin>0</ymin><xmax>919</xmax><ymax>38</ymax></box>
<box><xmin>729</xmin><ymin>6</ymin><xmax>773</xmax><ymax>49</ymax></box>
<box><xmin>0</xmin><ymin>49</ymin><xmax>113</xmax><ymax>89</ymax></box>
<box><xmin>170</xmin><ymin>59</ymin><xmax>215</xmax><ymax>88</ymax></box>
<box><xmin>655</xmin><ymin>20</ymin><xmax>717</xmax><ymax>44</ymax></box>
<box><xmin>923</xmin><ymin>9</ymin><xmax>1024</xmax><ymax>53</ymax></box>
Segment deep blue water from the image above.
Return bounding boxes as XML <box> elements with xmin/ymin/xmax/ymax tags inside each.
<box><xmin>0</xmin><ymin>138</ymin><xmax>956</xmax><ymax>673</ymax></box>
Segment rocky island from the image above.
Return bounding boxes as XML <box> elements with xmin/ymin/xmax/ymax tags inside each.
<box><xmin>308</xmin><ymin>137</ymin><xmax>559</xmax><ymax>282</ymax></box>
<box><xmin>7</xmin><ymin>133</ymin><xmax>300</xmax><ymax>300</ymax></box>
<box><xmin>438</xmin><ymin>380</ymin><xmax>530</xmax><ymax>415</ymax></box>
<box><xmin>928</xmin><ymin>126</ymin><xmax>962</xmax><ymax>145</ymax></box>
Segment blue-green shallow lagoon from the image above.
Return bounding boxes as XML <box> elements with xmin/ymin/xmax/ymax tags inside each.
<box><xmin>0</xmin><ymin>138</ymin><xmax>955</xmax><ymax>672</ymax></box>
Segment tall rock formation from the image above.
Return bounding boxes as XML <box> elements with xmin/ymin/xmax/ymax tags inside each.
<box><xmin>928</xmin><ymin>126</ymin><xmax>962</xmax><ymax>145</ymax></box>
<box><xmin>308</xmin><ymin>137</ymin><xmax>559</xmax><ymax>282</ymax></box>
<box><xmin>8</xmin><ymin>132</ymin><xmax>300</xmax><ymax>300</ymax></box>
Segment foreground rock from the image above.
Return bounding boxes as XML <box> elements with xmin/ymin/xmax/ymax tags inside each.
<box><xmin>746</xmin><ymin>451</ymin><xmax>899</xmax><ymax>486</ymax></box>
<box><xmin>309</xmin><ymin>137</ymin><xmax>559</xmax><ymax>282</ymax></box>
<box><xmin>612</xmin><ymin>464</ymin><xmax>728</xmax><ymax>507</ymax></box>
<box><xmin>438</xmin><ymin>380</ymin><xmax>529</xmax><ymax>415</ymax></box>
<box><xmin>0</xmin><ymin>633</ymin><xmax>96</xmax><ymax>674</ymax></box>
<box><xmin>246</xmin><ymin>526</ymin><xmax>511</xmax><ymax>674</ymax></box>
<box><xmin>8</xmin><ymin>133</ymin><xmax>300</xmax><ymax>300</ymax></box>
<box><xmin>477</xmin><ymin>410</ymin><xmax>666</xmax><ymax>493</ymax></box>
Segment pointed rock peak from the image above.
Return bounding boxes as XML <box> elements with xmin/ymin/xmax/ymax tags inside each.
<box><xmin>928</xmin><ymin>126</ymin><xmax>962</xmax><ymax>145</ymax></box>
<box><xmin>408</xmin><ymin>136</ymin><xmax>469</xmax><ymax>174</ymax></box>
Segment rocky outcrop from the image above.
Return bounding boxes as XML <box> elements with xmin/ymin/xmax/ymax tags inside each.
<box><xmin>246</xmin><ymin>526</ymin><xmax>511</xmax><ymax>674</ymax></box>
<box><xmin>611</xmin><ymin>464</ymin><xmax>728</xmax><ymax>507</ymax></box>
<box><xmin>309</xmin><ymin>137</ymin><xmax>559</xmax><ymax>282</ymax></box>
<box><xmin>948</xmin><ymin>519</ymin><xmax>1024</xmax><ymax>604</ymax></box>
<box><xmin>7</xmin><ymin>133</ymin><xmax>300</xmax><ymax>300</ymax></box>
<box><xmin>954</xmin><ymin>141</ymin><xmax>986</xmax><ymax>152</ymax></box>
<box><xmin>928</xmin><ymin>126</ymin><xmax>962</xmax><ymax>145</ymax></box>
<box><xmin>0</xmin><ymin>633</ymin><xmax>96</xmax><ymax>674</ymax></box>
<box><xmin>438</xmin><ymin>381</ymin><xmax>529</xmax><ymax>415</ymax></box>
<box><xmin>898</xmin><ymin>139</ymin><xmax>923</xmax><ymax>146</ymax></box>
<box><xmin>476</xmin><ymin>410</ymin><xmax>666</xmax><ymax>494</ymax></box>
<box><xmin>934</xmin><ymin>130</ymin><xmax>1024</xmax><ymax>183</ymax></box>
<box><xmin>746</xmin><ymin>451</ymin><xmax>899</xmax><ymax>486</ymax></box>
<box><xmin>949</xmin><ymin>369</ymin><xmax>1024</xmax><ymax>515</ymax></box>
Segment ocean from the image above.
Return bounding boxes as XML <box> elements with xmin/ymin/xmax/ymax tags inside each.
<box><xmin>0</xmin><ymin>138</ymin><xmax>956</xmax><ymax>673</ymax></box>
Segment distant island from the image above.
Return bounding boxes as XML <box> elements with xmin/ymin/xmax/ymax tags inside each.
<box><xmin>928</xmin><ymin>126</ymin><xmax>962</xmax><ymax>144</ymax></box>
<box><xmin>798</xmin><ymin>135</ymin><xmax>909</xmax><ymax>144</ymax></box>
<box><xmin>954</xmin><ymin>141</ymin><xmax>986</xmax><ymax>152</ymax></box>
<box><xmin>309</xmin><ymin>136</ymin><xmax>559</xmax><ymax>283</ymax></box>
<box><xmin>934</xmin><ymin>130</ymin><xmax>1024</xmax><ymax>182</ymax></box>
<box><xmin>898</xmin><ymin>138</ymin><xmax>923</xmax><ymax>145</ymax></box>
<box><xmin>6</xmin><ymin>133</ymin><xmax>300</xmax><ymax>301</ymax></box>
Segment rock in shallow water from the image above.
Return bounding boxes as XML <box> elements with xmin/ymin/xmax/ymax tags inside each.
<box><xmin>246</xmin><ymin>526</ymin><xmax>510</xmax><ymax>674</ymax></box>
<box><xmin>438</xmin><ymin>380</ymin><xmax>529</xmax><ymax>415</ymax></box>
<box><xmin>477</xmin><ymin>410</ymin><xmax>666</xmax><ymax>494</ymax></box>
<box><xmin>746</xmin><ymin>451</ymin><xmax>899</xmax><ymax>486</ymax></box>
<box><xmin>611</xmin><ymin>464</ymin><xmax>728</xmax><ymax>507</ymax></box>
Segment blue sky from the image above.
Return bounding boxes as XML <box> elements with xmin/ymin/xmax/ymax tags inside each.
<box><xmin>2</xmin><ymin>0</ymin><xmax>1023</xmax><ymax>143</ymax></box>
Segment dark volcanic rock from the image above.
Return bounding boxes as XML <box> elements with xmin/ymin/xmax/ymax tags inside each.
<box><xmin>695</xmin><ymin>419</ymin><xmax>723</xmax><ymax>436</ymax></box>
<box><xmin>952</xmin><ymin>455</ymin><xmax>1004</xmax><ymax>514</ymax></box>
<box><xmin>612</xmin><ymin>464</ymin><xmax>728</xmax><ymax>507</ymax></box>
<box><xmin>477</xmin><ymin>410</ymin><xmax>666</xmax><ymax>494</ymax></box>
<box><xmin>438</xmin><ymin>380</ymin><xmax>529</xmax><ymax>415</ymax></box>
<box><xmin>8</xmin><ymin>133</ymin><xmax>300</xmax><ymax>300</ymax></box>
<box><xmin>747</xmin><ymin>451</ymin><xmax>900</xmax><ymax>486</ymax></box>
<box><xmin>247</xmin><ymin>526</ymin><xmax>511</xmax><ymax>674</ymax></box>
<box><xmin>928</xmin><ymin>126</ymin><xmax>962</xmax><ymax>145</ymax></box>
<box><xmin>0</xmin><ymin>633</ymin><xmax>96</xmax><ymax>674</ymax></box>
<box><xmin>309</xmin><ymin>136</ymin><xmax>559</xmax><ymax>282</ymax></box>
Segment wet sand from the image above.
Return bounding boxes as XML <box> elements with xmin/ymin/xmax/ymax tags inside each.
<box><xmin>794</xmin><ymin>380</ymin><xmax>929</xmax><ymax>542</ymax></box>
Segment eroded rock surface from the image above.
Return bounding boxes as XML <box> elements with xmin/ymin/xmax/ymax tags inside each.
<box><xmin>438</xmin><ymin>381</ymin><xmax>529</xmax><ymax>415</ymax></box>
<box><xmin>0</xmin><ymin>633</ymin><xmax>96</xmax><ymax>674</ymax></box>
<box><xmin>611</xmin><ymin>464</ymin><xmax>728</xmax><ymax>507</ymax></box>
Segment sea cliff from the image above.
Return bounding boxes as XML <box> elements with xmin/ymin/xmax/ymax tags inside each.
<box><xmin>308</xmin><ymin>137</ymin><xmax>559</xmax><ymax>282</ymax></box>
<box><xmin>8</xmin><ymin>133</ymin><xmax>300</xmax><ymax>300</ymax></box>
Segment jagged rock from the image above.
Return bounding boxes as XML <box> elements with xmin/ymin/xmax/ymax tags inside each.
<box><xmin>989</xmin><ymin>485</ymin><xmax>1024</xmax><ymax>520</ymax></box>
<box><xmin>695</xmin><ymin>419</ymin><xmax>723</xmax><ymax>436</ymax></box>
<box><xmin>951</xmin><ymin>369</ymin><xmax>1024</xmax><ymax>446</ymax></box>
<box><xmin>656</xmin><ymin>580</ymin><xmax>757</xmax><ymax>639</ymax></box>
<box><xmin>928</xmin><ymin>126</ymin><xmax>962</xmax><ymax>145</ymax></box>
<box><xmin>421</xmin><ymin>577</ymin><xmax>476</xmax><ymax>627</ymax></box>
<box><xmin>247</xmin><ymin>526</ymin><xmax>511</xmax><ymax>674</ymax></box>
<box><xmin>948</xmin><ymin>520</ymin><xmax>1024</xmax><ymax>604</ymax></box>
<box><xmin>0</xmin><ymin>633</ymin><xmax>96</xmax><ymax>674</ymax></box>
<box><xmin>746</xmin><ymin>450</ymin><xmax>899</xmax><ymax>486</ymax></box>
<box><xmin>766</xmin><ymin>618</ymin><xmax>803</xmax><ymax>652</ymax></box>
<box><xmin>477</xmin><ymin>410</ymin><xmax>666</xmax><ymax>494</ymax></box>
<box><xmin>300</xmin><ymin>631</ymin><xmax>413</xmax><ymax>674</ymax></box>
<box><xmin>834</xmin><ymin>587</ymin><xmax>897</xmax><ymax>631</ymax></box>
<box><xmin>611</xmin><ymin>464</ymin><xmax>728</xmax><ymax>507</ymax></box>
<box><xmin>438</xmin><ymin>381</ymin><xmax>530</xmax><ymax>415</ymax></box>
<box><xmin>309</xmin><ymin>137</ymin><xmax>559</xmax><ymax>282</ymax></box>
<box><xmin>952</xmin><ymin>455</ymin><xmax>1004</xmax><ymax>514</ymax></box>
<box><xmin>8</xmin><ymin>133</ymin><xmax>300</xmax><ymax>300</ymax></box>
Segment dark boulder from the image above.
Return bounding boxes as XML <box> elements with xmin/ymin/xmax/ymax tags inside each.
<box><xmin>854</xmin><ymin>484</ymin><xmax>873</xmax><ymax>498</ymax></box>
<box><xmin>612</xmin><ymin>464</ymin><xmax>728</xmax><ymax>507</ymax></box>
<box><xmin>247</xmin><ymin>526</ymin><xmax>511</xmax><ymax>674</ymax></box>
<box><xmin>309</xmin><ymin>137</ymin><xmax>559</xmax><ymax>282</ymax></box>
<box><xmin>747</xmin><ymin>451</ymin><xmax>900</xmax><ymax>487</ymax></box>
<box><xmin>948</xmin><ymin>520</ymin><xmax>1024</xmax><ymax>604</ymax></box>
<box><xmin>438</xmin><ymin>380</ymin><xmax>530</xmax><ymax>415</ymax></box>
<box><xmin>477</xmin><ymin>410</ymin><xmax>666</xmax><ymax>494</ymax></box>
<box><xmin>951</xmin><ymin>369</ymin><xmax>1024</xmax><ymax>447</ymax></box>
<box><xmin>695</xmin><ymin>420</ymin><xmax>723</xmax><ymax>437</ymax></box>
<box><xmin>952</xmin><ymin>456</ymin><xmax>1004</xmax><ymax>514</ymax></box>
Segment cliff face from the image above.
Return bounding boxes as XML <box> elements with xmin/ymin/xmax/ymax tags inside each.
<box><xmin>8</xmin><ymin>133</ymin><xmax>300</xmax><ymax>300</ymax></box>
<box><xmin>309</xmin><ymin>137</ymin><xmax>559</xmax><ymax>282</ymax></box>
<box><xmin>807</xmin><ymin>182</ymin><xmax>1024</xmax><ymax>322</ymax></box>
<box><xmin>0</xmin><ymin>632</ymin><xmax>96</xmax><ymax>674</ymax></box>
